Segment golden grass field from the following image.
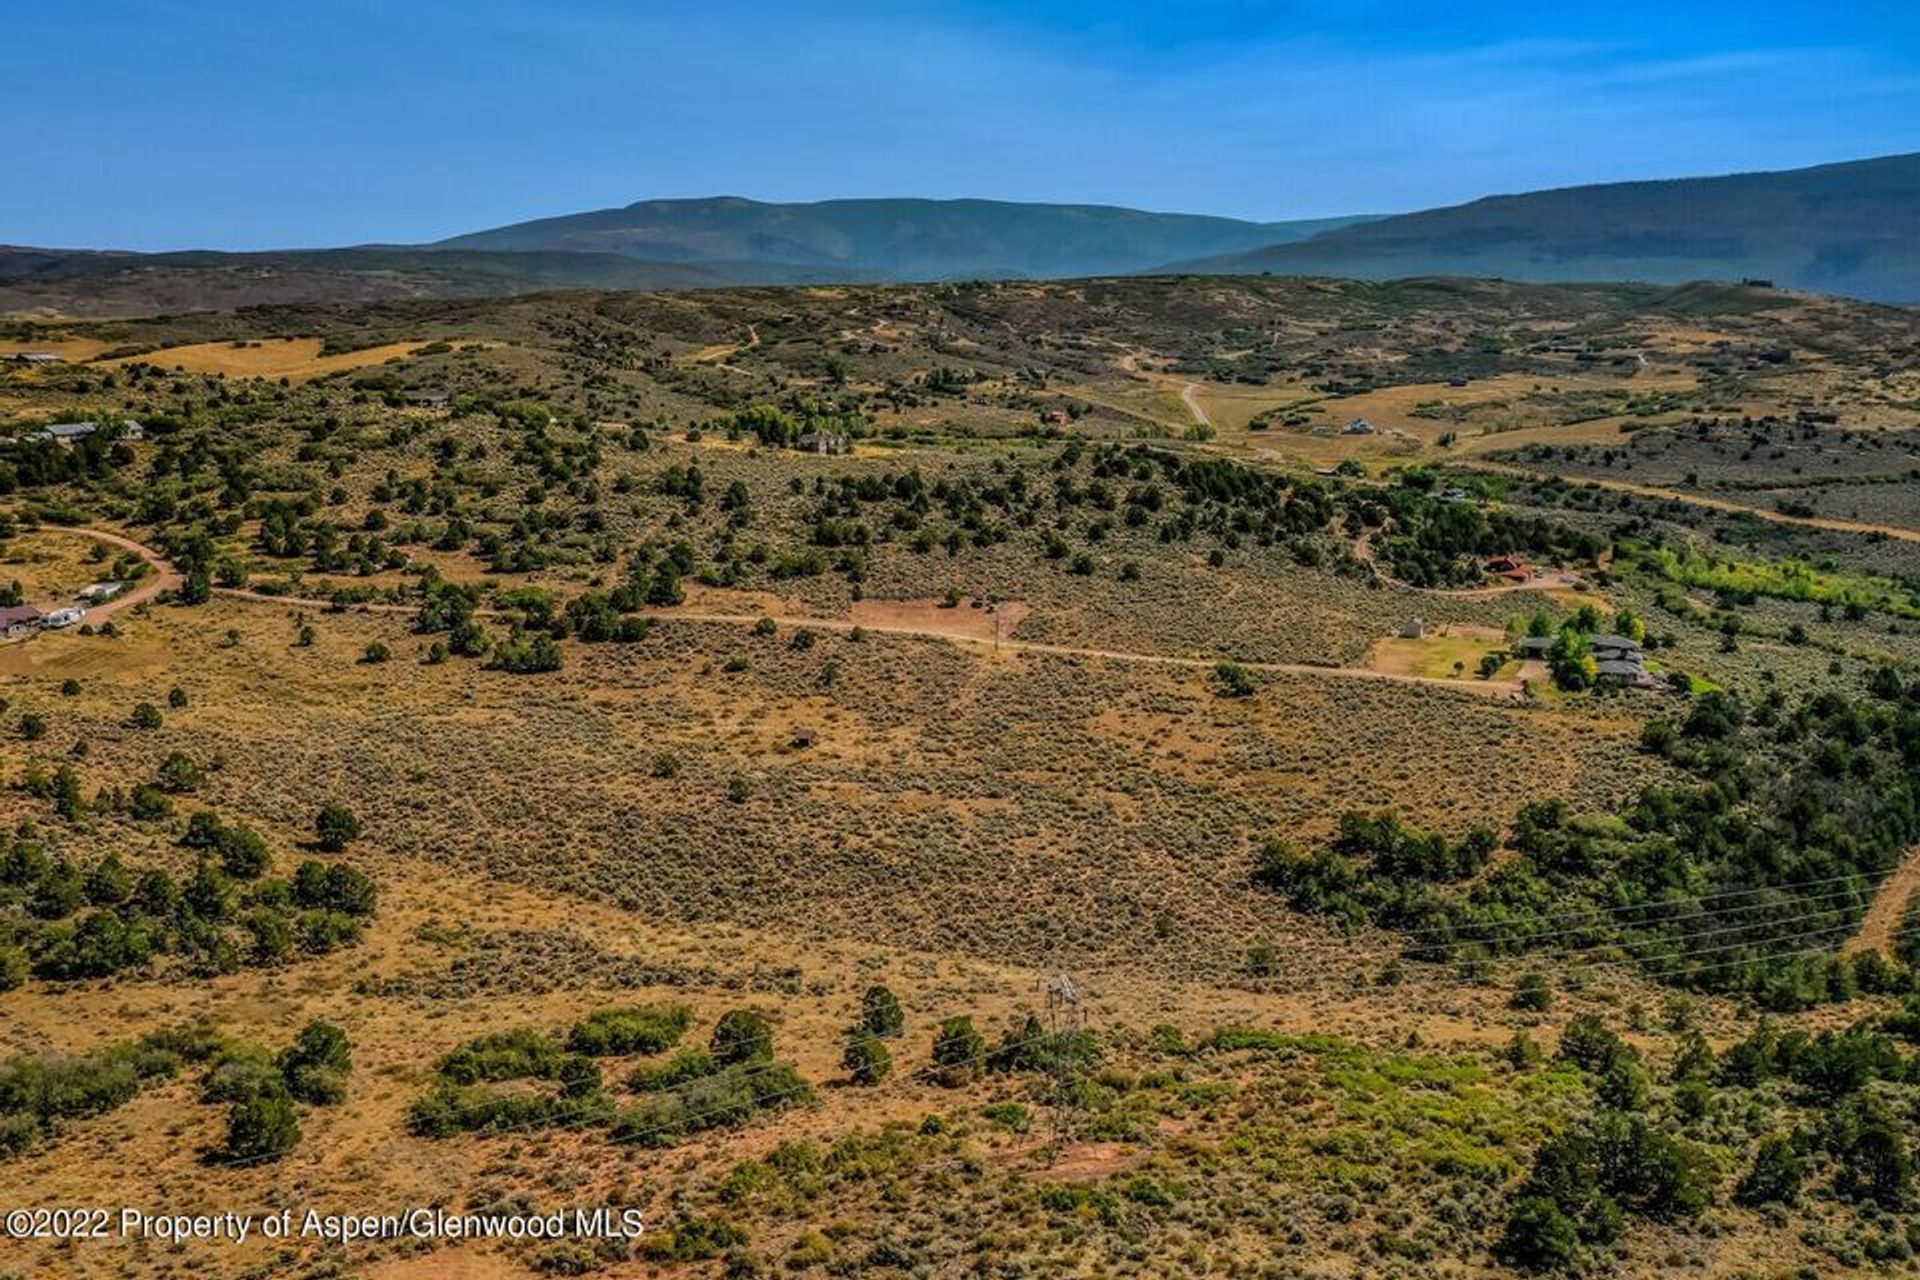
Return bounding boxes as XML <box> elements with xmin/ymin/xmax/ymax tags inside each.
<box><xmin>96</xmin><ymin>338</ymin><xmax>434</xmax><ymax>381</ymax></box>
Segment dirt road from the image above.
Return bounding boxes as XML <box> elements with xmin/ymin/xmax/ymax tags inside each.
<box><xmin>1181</xmin><ymin>382</ymin><xmax>1212</xmax><ymax>429</ymax></box>
<box><xmin>215</xmin><ymin>590</ymin><xmax>1525</xmax><ymax>699</ymax></box>
<box><xmin>23</xmin><ymin>525</ymin><xmax>183</xmax><ymax>621</ymax></box>
<box><xmin>1459</xmin><ymin>460</ymin><xmax>1920</xmax><ymax>546</ymax></box>
<box><xmin>38</xmin><ymin>526</ymin><xmax>1527</xmax><ymax>700</ymax></box>
<box><xmin>1349</xmin><ymin>528</ymin><xmax>1584</xmax><ymax>600</ymax></box>
<box><xmin>1847</xmin><ymin>845</ymin><xmax>1920</xmax><ymax>957</ymax></box>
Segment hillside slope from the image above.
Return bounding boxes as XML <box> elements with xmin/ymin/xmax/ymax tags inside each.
<box><xmin>1169</xmin><ymin>153</ymin><xmax>1920</xmax><ymax>302</ymax></box>
<box><xmin>436</xmin><ymin>195</ymin><xmax>1372</xmax><ymax>280</ymax></box>
<box><xmin>0</xmin><ymin>246</ymin><xmax>866</xmax><ymax>319</ymax></box>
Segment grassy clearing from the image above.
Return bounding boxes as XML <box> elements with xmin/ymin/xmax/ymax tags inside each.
<box><xmin>96</xmin><ymin>338</ymin><xmax>433</xmax><ymax>381</ymax></box>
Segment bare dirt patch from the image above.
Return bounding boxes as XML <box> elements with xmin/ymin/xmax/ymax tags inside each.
<box><xmin>849</xmin><ymin>597</ymin><xmax>1030</xmax><ymax>645</ymax></box>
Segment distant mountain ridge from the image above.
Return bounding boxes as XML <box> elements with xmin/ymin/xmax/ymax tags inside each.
<box><xmin>434</xmin><ymin>196</ymin><xmax>1371</xmax><ymax>281</ymax></box>
<box><xmin>1164</xmin><ymin>153</ymin><xmax>1920</xmax><ymax>302</ymax></box>
<box><xmin>0</xmin><ymin>245</ymin><xmax>835</xmax><ymax>319</ymax></box>
<box><xmin>5</xmin><ymin>154</ymin><xmax>1919</xmax><ymax>318</ymax></box>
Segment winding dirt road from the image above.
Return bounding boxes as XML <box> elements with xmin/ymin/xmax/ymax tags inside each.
<box><xmin>22</xmin><ymin>525</ymin><xmax>183</xmax><ymax>621</ymax></box>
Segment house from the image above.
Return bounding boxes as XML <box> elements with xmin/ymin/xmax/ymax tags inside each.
<box><xmin>796</xmin><ymin>431</ymin><xmax>849</xmax><ymax>455</ymax></box>
<box><xmin>1400</xmin><ymin>617</ymin><xmax>1425</xmax><ymax>639</ymax></box>
<box><xmin>0</xmin><ymin>605</ymin><xmax>42</xmax><ymax>638</ymax></box>
<box><xmin>42</xmin><ymin>607</ymin><xmax>85</xmax><ymax>629</ymax></box>
<box><xmin>403</xmin><ymin>390</ymin><xmax>451</xmax><ymax>410</ymax></box>
<box><xmin>1439</xmin><ymin>487</ymin><xmax>1471</xmax><ymax>504</ymax></box>
<box><xmin>791</xmin><ymin>727</ymin><xmax>818</xmax><ymax>749</ymax></box>
<box><xmin>34</xmin><ymin>419</ymin><xmax>146</xmax><ymax>445</ymax></box>
<box><xmin>7</xmin><ymin>352</ymin><xmax>62</xmax><ymax>365</ymax></box>
<box><xmin>1483</xmin><ymin>554</ymin><xmax>1531</xmax><ymax>581</ymax></box>
<box><xmin>1518</xmin><ymin>632</ymin><xmax>1652</xmax><ymax>684</ymax></box>
<box><xmin>1447</xmin><ymin>376</ymin><xmax>1470</xmax><ymax>388</ymax></box>
<box><xmin>1040</xmin><ymin>409</ymin><xmax>1070</xmax><ymax>426</ymax></box>
<box><xmin>77</xmin><ymin>581</ymin><xmax>126</xmax><ymax>603</ymax></box>
<box><xmin>1341</xmin><ymin>418</ymin><xmax>1377</xmax><ymax>435</ymax></box>
<box><xmin>1796</xmin><ymin>407</ymin><xmax>1840</xmax><ymax>425</ymax></box>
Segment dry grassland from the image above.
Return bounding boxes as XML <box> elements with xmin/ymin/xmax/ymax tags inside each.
<box><xmin>96</xmin><ymin>338</ymin><xmax>433</xmax><ymax>381</ymax></box>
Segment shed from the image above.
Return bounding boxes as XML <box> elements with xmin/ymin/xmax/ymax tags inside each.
<box><xmin>790</xmin><ymin>727</ymin><xmax>819</xmax><ymax>749</ymax></box>
<box><xmin>796</xmin><ymin>432</ymin><xmax>849</xmax><ymax>455</ymax></box>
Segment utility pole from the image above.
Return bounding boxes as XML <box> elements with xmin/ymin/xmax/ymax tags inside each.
<box><xmin>1037</xmin><ymin>960</ymin><xmax>1086</xmax><ymax>1161</ymax></box>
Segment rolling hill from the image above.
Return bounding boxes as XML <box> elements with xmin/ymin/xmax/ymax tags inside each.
<box><xmin>0</xmin><ymin>245</ymin><xmax>859</xmax><ymax>320</ymax></box>
<box><xmin>434</xmin><ymin>196</ymin><xmax>1370</xmax><ymax>281</ymax></box>
<box><xmin>1165</xmin><ymin>153</ymin><xmax>1920</xmax><ymax>302</ymax></box>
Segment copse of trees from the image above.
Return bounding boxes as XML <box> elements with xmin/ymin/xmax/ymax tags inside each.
<box><xmin>567</xmin><ymin>1005</ymin><xmax>691</xmax><ymax>1057</ymax></box>
<box><xmin>1255</xmin><ymin>673</ymin><xmax>1920</xmax><ymax>1007</ymax></box>
<box><xmin>0</xmin><ymin>1023</ymin><xmax>224</xmax><ymax>1158</ymax></box>
<box><xmin>1373</xmin><ymin>477</ymin><xmax>1606</xmax><ymax>589</ymax></box>
<box><xmin>0</xmin><ymin>795</ymin><xmax>378</xmax><ymax>984</ymax></box>
<box><xmin>313</xmin><ymin>803</ymin><xmax>361</xmax><ymax>853</ymax></box>
<box><xmin>210</xmin><ymin>1020</ymin><xmax>352</xmax><ymax>1163</ymax></box>
<box><xmin>411</xmin><ymin>1006</ymin><xmax>805</xmax><ymax>1149</ymax></box>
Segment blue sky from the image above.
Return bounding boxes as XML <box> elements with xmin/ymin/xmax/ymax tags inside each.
<box><xmin>11</xmin><ymin>0</ymin><xmax>1918</xmax><ymax>249</ymax></box>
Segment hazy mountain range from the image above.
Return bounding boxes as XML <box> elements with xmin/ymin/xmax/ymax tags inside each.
<box><xmin>3</xmin><ymin>153</ymin><xmax>1915</xmax><ymax>318</ymax></box>
<box><xmin>434</xmin><ymin>196</ymin><xmax>1371</xmax><ymax>281</ymax></box>
<box><xmin>1171</xmin><ymin>152</ymin><xmax>1920</xmax><ymax>301</ymax></box>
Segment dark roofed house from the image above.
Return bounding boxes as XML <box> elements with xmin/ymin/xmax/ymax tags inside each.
<box><xmin>37</xmin><ymin>421</ymin><xmax>99</xmax><ymax>444</ymax></box>
<box><xmin>1517</xmin><ymin>635</ymin><xmax>1555</xmax><ymax>659</ymax></box>
<box><xmin>0</xmin><ymin>605</ymin><xmax>43</xmax><ymax>638</ymax></box>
